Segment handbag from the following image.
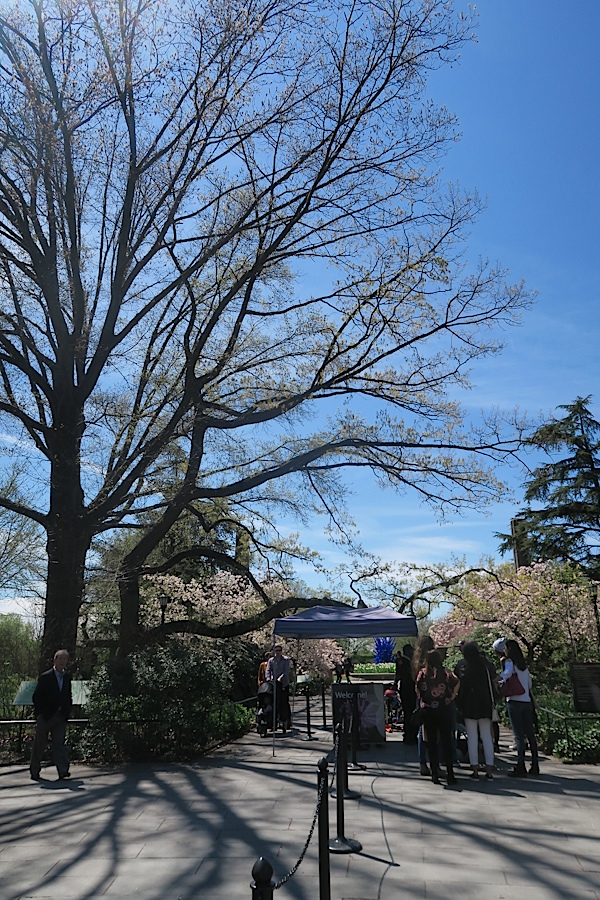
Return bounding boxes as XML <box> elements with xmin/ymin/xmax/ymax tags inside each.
<box><xmin>500</xmin><ymin>671</ymin><xmax>526</xmax><ymax>698</ymax></box>
<box><xmin>486</xmin><ymin>669</ymin><xmax>500</xmax><ymax>721</ymax></box>
<box><xmin>411</xmin><ymin>707</ymin><xmax>424</xmax><ymax>729</ymax></box>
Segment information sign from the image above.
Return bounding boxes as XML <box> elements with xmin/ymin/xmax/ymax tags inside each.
<box><xmin>570</xmin><ymin>663</ymin><xmax>600</xmax><ymax>713</ymax></box>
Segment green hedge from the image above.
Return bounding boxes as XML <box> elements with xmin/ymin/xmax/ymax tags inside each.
<box><xmin>553</xmin><ymin>727</ymin><xmax>600</xmax><ymax>764</ymax></box>
<box><xmin>80</xmin><ymin>640</ymin><xmax>254</xmax><ymax>762</ymax></box>
<box><xmin>534</xmin><ymin>691</ymin><xmax>600</xmax><ymax>763</ymax></box>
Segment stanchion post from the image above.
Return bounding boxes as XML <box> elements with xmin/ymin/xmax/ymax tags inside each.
<box><xmin>250</xmin><ymin>857</ymin><xmax>274</xmax><ymax>899</ymax></box>
<box><xmin>329</xmin><ymin>722</ymin><xmax>362</xmax><ymax>854</ymax></box>
<box><xmin>331</xmin><ymin>717</ymin><xmax>360</xmax><ymax>801</ymax></box>
<box><xmin>301</xmin><ymin>683</ymin><xmax>318</xmax><ymax>741</ymax></box>
<box><xmin>322</xmin><ymin>682</ymin><xmax>327</xmax><ymax>729</ymax></box>
<box><xmin>317</xmin><ymin>758</ymin><xmax>331</xmax><ymax>900</ymax></box>
<box><xmin>348</xmin><ymin>688</ymin><xmax>366</xmax><ymax>771</ymax></box>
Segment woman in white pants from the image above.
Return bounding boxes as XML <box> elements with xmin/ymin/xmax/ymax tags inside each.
<box><xmin>456</xmin><ymin>641</ymin><xmax>496</xmax><ymax>780</ymax></box>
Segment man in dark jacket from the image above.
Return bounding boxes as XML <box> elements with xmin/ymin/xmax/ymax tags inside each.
<box><xmin>30</xmin><ymin>649</ymin><xmax>72</xmax><ymax>781</ymax></box>
<box><xmin>396</xmin><ymin>645</ymin><xmax>417</xmax><ymax>744</ymax></box>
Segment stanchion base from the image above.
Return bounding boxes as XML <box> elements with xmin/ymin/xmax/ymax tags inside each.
<box><xmin>329</xmin><ymin>788</ymin><xmax>360</xmax><ymax>800</ymax></box>
<box><xmin>329</xmin><ymin>836</ymin><xmax>362</xmax><ymax>854</ymax></box>
<box><xmin>300</xmin><ymin>734</ymin><xmax>318</xmax><ymax>741</ymax></box>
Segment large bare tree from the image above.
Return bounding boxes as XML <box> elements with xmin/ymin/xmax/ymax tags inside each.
<box><xmin>0</xmin><ymin>0</ymin><xmax>531</xmax><ymax>662</ymax></box>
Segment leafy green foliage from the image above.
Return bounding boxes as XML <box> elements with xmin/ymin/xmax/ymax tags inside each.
<box><xmin>0</xmin><ymin>614</ymin><xmax>40</xmax><ymax>717</ymax></box>
<box><xmin>354</xmin><ymin>663</ymin><xmax>396</xmax><ymax>674</ymax></box>
<box><xmin>82</xmin><ymin>639</ymin><xmax>254</xmax><ymax>761</ymax></box>
<box><xmin>500</xmin><ymin>397</ymin><xmax>600</xmax><ymax>580</ymax></box>
<box><xmin>553</xmin><ymin>727</ymin><xmax>600</xmax><ymax>764</ymax></box>
<box><xmin>0</xmin><ymin>614</ymin><xmax>39</xmax><ymax>675</ymax></box>
<box><xmin>0</xmin><ymin>673</ymin><xmax>22</xmax><ymax>721</ymax></box>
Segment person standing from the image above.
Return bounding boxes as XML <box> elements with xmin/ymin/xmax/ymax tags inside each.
<box><xmin>30</xmin><ymin>649</ymin><xmax>72</xmax><ymax>781</ymax></box>
<box><xmin>265</xmin><ymin>644</ymin><xmax>292</xmax><ymax>732</ymax></box>
<box><xmin>257</xmin><ymin>651</ymin><xmax>272</xmax><ymax>686</ymax></box>
<box><xmin>342</xmin><ymin>656</ymin><xmax>353</xmax><ymax>683</ymax></box>
<box><xmin>412</xmin><ymin>635</ymin><xmax>435</xmax><ymax>774</ymax></box>
<box><xmin>455</xmin><ymin>639</ymin><xmax>501</xmax><ymax>752</ymax></box>
<box><xmin>415</xmin><ymin>649</ymin><xmax>459</xmax><ymax>785</ymax></box>
<box><xmin>456</xmin><ymin>641</ymin><xmax>496</xmax><ymax>780</ymax></box>
<box><xmin>396</xmin><ymin>644</ymin><xmax>417</xmax><ymax>744</ymax></box>
<box><xmin>500</xmin><ymin>639</ymin><xmax>540</xmax><ymax>777</ymax></box>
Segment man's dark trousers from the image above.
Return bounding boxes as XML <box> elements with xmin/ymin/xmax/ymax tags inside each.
<box><xmin>30</xmin><ymin>668</ymin><xmax>72</xmax><ymax>778</ymax></box>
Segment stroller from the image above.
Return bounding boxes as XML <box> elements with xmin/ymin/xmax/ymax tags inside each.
<box><xmin>256</xmin><ymin>681</ymin><xmax>274</xmax><ymax>737</ymax></box>
<box><xmin>384</xmin><ymin>684</ymin><xmax>402</xmax><ymax>732</ymax></box>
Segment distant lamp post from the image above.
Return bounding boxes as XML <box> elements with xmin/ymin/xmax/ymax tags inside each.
<box><xmin>159</xmin><ymin>594</ymin><xmax>169</xmax><ymax>626</ymax></box>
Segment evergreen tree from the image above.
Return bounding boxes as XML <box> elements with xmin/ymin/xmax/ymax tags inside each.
<box><xmin>500</xmin><ymin>397</ymin><xmax>600</xmax><ymax>580</ymax></box>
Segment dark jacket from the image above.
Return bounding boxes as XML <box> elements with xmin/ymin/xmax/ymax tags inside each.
<box><xmin>33</xmin><ymin>668</ymin><xmax>72</xmax><ymax>721</ymax></box>
<box><xmin>456</xmin><ymin>661</ymin><xmax>494</xmax><ymax>720</ymax></box>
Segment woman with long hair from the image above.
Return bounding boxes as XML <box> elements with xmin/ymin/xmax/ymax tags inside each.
<box><xmin>500</xmin><ymin>639</ymin><xmax>540</xmax><ymax>777</ymax></box>
<box><xmin>411</xmin><ymin>635</ymin><xmax>435</xmax><ymax>774</ymax></box>
<box><xmin>457</xmin><ymin>641</ymin><xmax>496</xmax><ymax>779</ymax></box>
<box><xmin>415</xmin><ymin>649</ymin><xmax>459</xmax><ymax>784</ymax></box>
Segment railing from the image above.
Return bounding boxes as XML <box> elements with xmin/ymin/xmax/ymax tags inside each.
<box><xmin>0</xmin><ymin>706</ymin><xmax>254</xmax><ymax>761</ymax></box>
<box><xmin>537</xmin><ymin>706</ymin><xmax>600</xmax><ymax>757</ymax></box>
<box><xmin>0</xmin><ymin>717</ymin><xmax>90</xmax><ymax>757</ymax></box>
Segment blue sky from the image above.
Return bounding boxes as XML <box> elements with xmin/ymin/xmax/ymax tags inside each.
<box><xmin>294</xmin><ymin>0</ymin><xmax>600</xmax><ymax>587</ymax></box>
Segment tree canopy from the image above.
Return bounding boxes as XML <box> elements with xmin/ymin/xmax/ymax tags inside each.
<box><xmin>0</xmin><ymin>0</ymin><xmax>531</xmax><ymax>661</ymax></box>
<box><xmin>430</xmin><ymin>561</ymin><xmax>600</xmax><ymax>681</ymax></box>
<box><xmin>499</xmin><ymin>397</ymin><xmax>600</xmax><ymax>579</ymax></box>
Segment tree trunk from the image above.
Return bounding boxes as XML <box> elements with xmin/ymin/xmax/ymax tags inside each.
<box><xmin>41</xmin><ymin>523</ymin><xmax>90</xmax><ymax>668</ymax></box>
<box><xmin>116</xmin><ymin>482</ymin><xmax>199</xmax><ymax>656</ymax></box>
<box><xmin>40</xmin><ymin>399</ymin><xmax>90</xmax><ymax>669</ymax></box>
<box><xmin>117</xmin><ymin>570</ymin><xmax>142</xmax><ymax>659</ymax></box>
<box><xmin>591</xmin><ymin>584</ymin><xmax>600</xmax><ymax>656</ymax></box>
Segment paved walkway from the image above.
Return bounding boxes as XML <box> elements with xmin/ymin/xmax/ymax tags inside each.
<box><xmin>1</xmin><ymin>706</ymin><xmax>600</xmax><ymax>899</ymax></box>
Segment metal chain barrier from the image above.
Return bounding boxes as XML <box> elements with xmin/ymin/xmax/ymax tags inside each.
<box><xmin>272</xmin><ymin>771</ymin><xmax>326</xmax><ymax>890</ymax></box>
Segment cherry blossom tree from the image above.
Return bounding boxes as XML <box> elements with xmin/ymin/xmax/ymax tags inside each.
<box><xmin>431</xmin><ymin>562</ymin><xmax>599</xmax><ymax>669</ymax></box>
<box><xmin>138</xmin><ymin>571</ymin><xmax>343</xmax><ymax>678</ymax></box>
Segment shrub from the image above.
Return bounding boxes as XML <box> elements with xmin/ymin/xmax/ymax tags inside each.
<box><xmin>0</xmin><ymin>671</ymin><xmax>23</xmax><ymax>719</ymax></box>
<box><xmin>531</xmin><ymin>690</ymin><xmax>600</xmax><ymax>762</ymax></box>
<box><xmin>0</xmin><ymin>614</ymin><xmax>39</xmax><ymax>677</ymax></box>
<box><xmin>81</xmin><ymin>638</ymin><xmax>254</xmax><ymax>762</ymax></box>
<box><xmin>0</xmin><ymin>614</ymin><xmax>40</xmax><ymax>718</ymax></box>
<box><xmin>553</xmin><ymin>727</ymin><xmax>600</xmax><ymax>764</ymax></box>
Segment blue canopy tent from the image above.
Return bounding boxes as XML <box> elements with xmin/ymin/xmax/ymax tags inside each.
<box><xmin>270</xmin><ymin>606</ymin><xmax>417</xmax><ymax>752</ymax></box>
<box><xmin>273</xmin><ymin>604</ymin><xmax>418</xmax><ymax>639</ymax></box>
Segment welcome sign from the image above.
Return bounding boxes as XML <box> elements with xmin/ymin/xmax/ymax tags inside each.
<box><xmin>332</xmin><ymin>681</ymin><xmax>386</xmax><ymax>744</ymax></box>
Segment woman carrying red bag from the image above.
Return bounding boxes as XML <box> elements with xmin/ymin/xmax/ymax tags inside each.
<box><xmin>500</xmin><ymin>639</ymin><xmax>540</xmax><ymax>778</ymax></box>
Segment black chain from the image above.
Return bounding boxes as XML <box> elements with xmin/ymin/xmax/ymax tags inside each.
<box><xmin>273</xmin><ymin>773</ymin><xmax>325</xmax><ymax>889</ymax></box>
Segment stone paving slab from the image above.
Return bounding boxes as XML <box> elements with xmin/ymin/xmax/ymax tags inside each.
<box><xmin>1</xmin><ymin>713</ymin><xmax>600</xmax><ymax>899</ymax></box>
